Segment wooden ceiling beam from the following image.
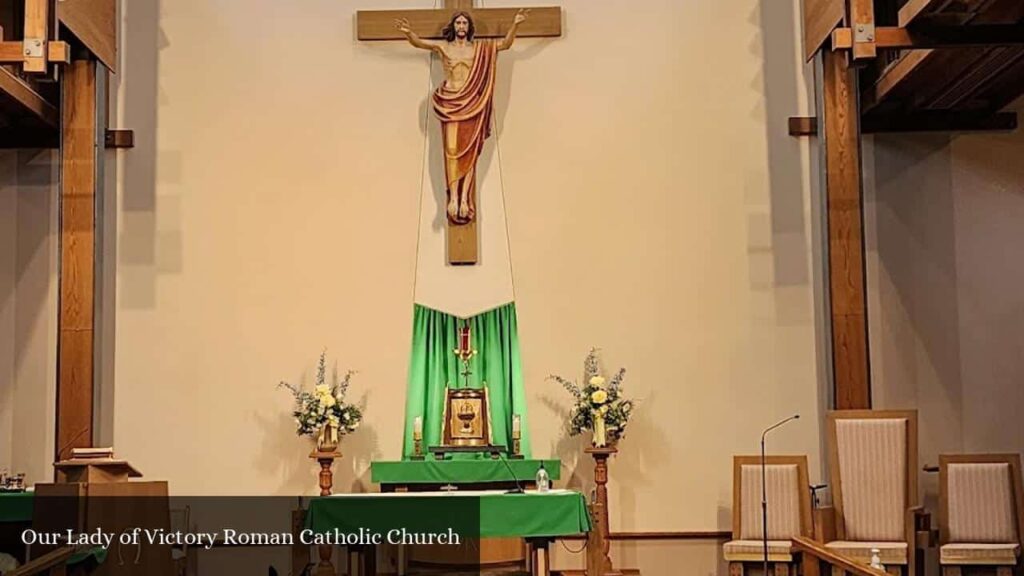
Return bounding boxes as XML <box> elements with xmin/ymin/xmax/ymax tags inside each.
<box><xmin>788</xmin><ymin>111</ymin><xmax>1017</xmax><ymax>136</ymax></box>
<box><xmin>0</xmin><ymin>127</ymin><xmax>134</xmax><ymax>149</ymax></box>
<box><xmin>832</xmin><ymin>24</ymin><xmax>1024</xmax><ymax>50</ymax></box>
<box><xmin>0</xmin><ymin>66</ymin><xmax>58</xmax><ymax>126</ymax></box>
<box><xmin>0</xmin><ymin>40</ymin><xmax>71</xmax><ymax>64</ymax></box>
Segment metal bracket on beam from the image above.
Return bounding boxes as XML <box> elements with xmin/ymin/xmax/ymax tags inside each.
<box><xmin>854</xmin><ymin>23</ymin><xmax>875</xmax><ymax>44</ymax></box>
<box><xmin>23</xmin><ymin>38</ymin><xmax>44</xmax><ymax>58</ymax></box>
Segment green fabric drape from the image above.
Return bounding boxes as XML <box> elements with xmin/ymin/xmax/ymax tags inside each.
<box><xmin>403</xmin><ymin>302</ymin><xmax>530</xmax><ymax>459</ymax></box>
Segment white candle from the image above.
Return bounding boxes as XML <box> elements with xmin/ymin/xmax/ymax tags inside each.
<box><xmin>413</xmin><ymin>416</ymin><xmax>423</xmax><ymax>439</ymax></box>
<box><xmin>512</xmin><ymin>415</ymin><xmax>521</xmax><ymax>438</ymax></box>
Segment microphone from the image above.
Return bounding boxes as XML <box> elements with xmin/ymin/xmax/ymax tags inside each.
<box><xmin>761</xmin><ymin>414</ymin><xmax>800</xmax><ymax>576</ymax></box>
<box><xmin>497</xmin><ymin>451</ymin><xmax>525</xmax><ymax>494</ymax></box>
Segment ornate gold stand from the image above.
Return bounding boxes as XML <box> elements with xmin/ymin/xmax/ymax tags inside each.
<box><xmin>310</xmin><ymin>450</ymin><xmax>341</xmax><ymax>576</ymax></box>
<box><xmin>585</xmin><ymin>446</ymin><xmax>624</xmax><ymax>576</ymax></box>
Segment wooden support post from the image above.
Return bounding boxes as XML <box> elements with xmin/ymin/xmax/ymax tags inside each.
<box><xmin>310</xmin><ymin>450</ymin><xmax>341</xmax><ymax>576</ymax></box>
<box><xmin>22</xmin><ymin>0</ymin><xmax>50</xmax><ymax>73</ymax></box>
<box><xmin>57</xmin><ymin>58</ymin><xmax>105</xmax><ymax>462</ymax></box>
<box><xmin>585</xmin><ymin>446</ymin><xmax>625</xmax><ymax>576</ymax></box>
<box><xmin>821</xmin><ymin>49</ymin><xmax>871</xmax><ymax>409</ymax></box>
<box><xmin>527</xmin><ymin>538</ymin><xmax>552</xmax><ymax>576</ymax></box>
<box><xmin>850</xmin><ymin>0</ymin><xmax>877</xmax><ymax>60</ymax></box>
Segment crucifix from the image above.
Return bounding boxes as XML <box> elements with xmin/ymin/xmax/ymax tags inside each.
<box><xmin>356</xmin><ymin>1</ymin><xmax>562</xmax><ymax>265</ymax></box>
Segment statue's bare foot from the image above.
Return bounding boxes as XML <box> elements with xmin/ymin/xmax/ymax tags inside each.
<box><xmin>447</xmin><ymin>198</ymin><xmax>459</xmax><ymax>220</ymax></box>
<box><xmin>458</xmin><ymin>202</ymin><xmax>471</xmax><ymax>220</ymax></box>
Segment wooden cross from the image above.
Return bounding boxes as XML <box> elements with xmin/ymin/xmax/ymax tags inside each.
<box><xmin>356</xmin><ymin>1</ymin><xmax>561</xmax><ymax>265</ymax></box>
<box><xmin>356</xmin><ymin>1</ymin><xmax>561</xmax><ymax>43</ymax></box>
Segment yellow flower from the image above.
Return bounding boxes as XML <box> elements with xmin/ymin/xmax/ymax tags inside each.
<box><xmin>589</xmin><ymin>376</ymin><xmax>606</xmax><ymax>387</ymax></box>
<box><xmin>315</xmin><ymin>384</ymin><xmax>330</xmax><ymax>395</ymax></box>
<box><xmin>320</xmin><ymin>394</ymin><xmax>337</xmax><ymax>408</ymax></box>
<box><xmin>599</xmin><ymin>405</ymin><xmax>609</xmax><ymax>415</ymax></box>
<box><xmin>591</xmin><ymin>389</ymin><xmax>608</xmax><ymax>404</ymax></box>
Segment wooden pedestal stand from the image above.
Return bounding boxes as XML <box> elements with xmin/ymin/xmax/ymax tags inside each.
<box><xmin>310</xmin><ymin>450</ymin><xmax>341</xmax><ymax>576</ymax></box>
<box><xmin>585</xmin><ymin>446</ymin><xmax>625</xmax><ymax>576</ymax></box>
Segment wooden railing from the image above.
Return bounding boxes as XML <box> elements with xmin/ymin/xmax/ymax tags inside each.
<box><xmin>793</xmin><ymin>536</ymin><xmax>889</xmax><ymax>576</ymax></box>
<box><xmin>6</xmin><ymin>546</ymin><xmax>79</xmax><ymax>576</ymax></box>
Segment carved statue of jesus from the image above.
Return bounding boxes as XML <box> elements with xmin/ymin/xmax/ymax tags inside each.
<box><xmin>395</xmin><ymin>9</ymin><xmax>529</xmax><ymax>225</ymax></box>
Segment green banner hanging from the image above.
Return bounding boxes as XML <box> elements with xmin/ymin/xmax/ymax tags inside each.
<box><xmin>402</xmin><ymin>302</ymin><xmax>530</xmax><ymax>459</ymax></box>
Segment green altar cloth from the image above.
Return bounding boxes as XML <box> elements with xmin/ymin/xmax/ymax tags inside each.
<box><xmin>371</xmin><ymin>459</ymin><xmax>560</xmax><ymax>486</ymax></box>
<box><xmin>306</xmin><ymin>490</ymin><xmax>591</xmax><ymax>539</ymax></box>
<box><xmin>0</xmin><ymin>492</ymin><xmax>33</xmax><ymax>522</ymax></box>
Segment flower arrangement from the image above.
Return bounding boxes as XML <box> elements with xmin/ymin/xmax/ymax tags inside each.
<box><xmin>278</xmin><ymin>351</ymin><xmax>362</xmax><ymax>450</ymax></box>
<box><xmin>549</xmin><ymin>348</ymin><xmax>634</xmax><ymax>447</ymax></box>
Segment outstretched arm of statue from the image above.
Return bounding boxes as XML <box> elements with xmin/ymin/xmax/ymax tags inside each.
<box><xmin>395</xmin><ymin>18</ymin><xmax>441</xmax><ymax>52</ymax></box>
<box><xmin>498</xmin><ymin>8</ymin><xmax>530</xmax><ymax>51</ymax></box>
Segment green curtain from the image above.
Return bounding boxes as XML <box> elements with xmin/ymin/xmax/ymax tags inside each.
<box><xmin>402</xmin><ymin>302</ymin><xmax>530</xmax><ymax>459</ymax></box>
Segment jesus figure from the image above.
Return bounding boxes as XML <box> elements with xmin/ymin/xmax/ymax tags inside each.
<box><xmin>395</xmin><ymin>9</ymin><xmax>529</xmax><ymax>225</ymax></box>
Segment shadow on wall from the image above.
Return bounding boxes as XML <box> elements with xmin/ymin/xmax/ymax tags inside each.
<box><xmin>755</xmin><ymin>0</ymin><xmax>812</xmax><ymax>312</ymax></box>
<box><xmin>119</xmin><ymin>0</ymin><xmax>176</xmax><ymax>311</ymax></box>
<box><xmin>12</xmin><ymin>150</ymin><xmax>58</xmax><ymax>485</ymax></box>
<box><xmin>868</xmin><ymin>134</ymin><xmax>963</xmax><ymax>458</ymax></box>
<box><xmin>865</xmin><ymin>123</ymin><xmax>1024</xmax><ymax>576</ymax></box>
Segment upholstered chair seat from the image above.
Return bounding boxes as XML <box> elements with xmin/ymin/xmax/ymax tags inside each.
<box><xmin>725</xmin><ymin>456</ymin><xmax>812</xmax><ymax>575</ymax></box>
<box><xmin>940</xmin><ymin>543</ymin><xmax>1020</xmax><ymax>565</ymax></box>
<box><xmin>825</xmin><ymin>541</ymin><xmax>908</xmax><ymax>565</ymax></box>
<box><xmin>939</xmin><ymin>457</ymin><xmax>1024</xmax><ymax>574</ymax></box>
<box><xmin>723</xmin><ymin>539</ymin><xmax>793</xmax><ymax>562</ymax></box>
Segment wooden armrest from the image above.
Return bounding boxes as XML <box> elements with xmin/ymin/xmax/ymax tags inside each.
<box><xmin>793</xmin><ymin>536</ymin><xmax>888</xmax><ymax>576</ymax></box>
<box><xmin>6</xmin><ymin>546</ymin><xmax>79</xmax><ymax>576</ymax></box>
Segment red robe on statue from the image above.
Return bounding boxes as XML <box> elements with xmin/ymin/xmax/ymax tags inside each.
<box><xmin>431</xmin><ymin>40</ymin><xmax>498</xmax><ymax>225</ymax></box>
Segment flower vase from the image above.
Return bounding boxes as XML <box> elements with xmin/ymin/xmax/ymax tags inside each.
<box><xmin>317</xmin><ymin>424</ymin><xmax>339</xmax><ymax>453</ymax></box>
<box><xmin>592</xmin><ymin>413</ymin><xmax>607</xmax><ymax>448</ymax></box>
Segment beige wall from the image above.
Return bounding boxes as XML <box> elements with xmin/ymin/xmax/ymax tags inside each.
<box><xmin>5</xmin><ymin>0</ymin><xmax>821</xmax><ymax>573</ymax></box>
<box><xmin>0</xmin><ymin>150</ymin><xmax>59</xmax><ymax>485</ymax></box>
<box><xmin>864</xmin><ymin>100</ymin><xmax>1024</xmax><ymax>518</ymax></box>
<box><xmin>114</xmin><ymin>0</ymin><xmax>822</xmax><ymax>503</ymax></box>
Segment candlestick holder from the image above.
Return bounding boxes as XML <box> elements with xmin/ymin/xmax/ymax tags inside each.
<box><xmin>412</xmin><ymin>437</ymin><xmax>424</xmax><ymax>460</ymax></box>
<box><xmin>510</xmin><ymin>437</ymin><xmax>523</xmax><ymax>459</ymax></box>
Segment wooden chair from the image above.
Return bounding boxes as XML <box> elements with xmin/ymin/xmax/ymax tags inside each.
<box><xmin>938</xmin><ymin>454</ymin><xmax>1024</xmax><ymax>576</ymax></box>
<box><xmin>821</xmin><ymin>410</ymin><xmax>921</xmax><ymax>576</ymax></box>
<box><xmin>724</xmin><ymin>455</ymin><xmax>813</xmax><ymax>576</ymax></box>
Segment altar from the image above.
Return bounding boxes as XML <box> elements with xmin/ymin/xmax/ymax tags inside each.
<box><xmin>306</xmin><ymin>490</ymin><xmax>591</xmax><ymax>576</ymax></box>
<box><xmin>371</xmin><ymin>458</ymin><xmax>560</xmax><ymax>491</ymax></box>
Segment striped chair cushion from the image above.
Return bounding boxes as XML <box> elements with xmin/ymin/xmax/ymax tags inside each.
<box><xmin>947</xmin><ymin>462</ymin><xmax>1018</xmax><ymax>543</ymax></box>
<box><xmin>836</xmin><ymin>418</ymin><xmax>907</xmax><ymax>541</ymax></box>
<box><xmin>739</xmin><ymin>464</ymin><xmax>802</xmax><ymax>540</ymax></box>
<box><xmin>940</xmin><ymin>543</ymin><xmax>1020</xmax><ymax>565</ymax></box>
<box><xmin>723</xmin><ymin>540</ymin><xmax>793</xmax><ymax>562</ymax></box>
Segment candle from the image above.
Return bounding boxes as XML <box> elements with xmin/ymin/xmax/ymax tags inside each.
<box><xmin>413</xmin><ymin>416</ymin><xmax>423</xmax><ymax>440</ymax></box>
<box><xmin>459</xmin><ymin>324</ymin><xmax>470</xmax><ymax>352</ymax></box>
<box><xmin>512</xmin><ymin>415</ymin><xmax>521</xmax><ymax>439</ymax></box>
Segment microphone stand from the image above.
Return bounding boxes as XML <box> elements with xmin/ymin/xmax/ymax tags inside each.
<box><xmin>761</xmin><ymin>414</ymin><xmax>800</xmax><ymax>576</ymax></box>
<box><xmin>497</xmin><ymin>451</ymin><xmax>525</xmax><ymax>494</ymax></box>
